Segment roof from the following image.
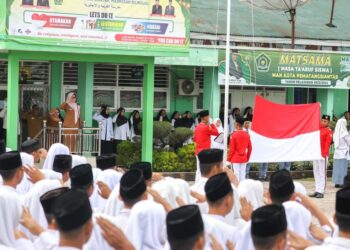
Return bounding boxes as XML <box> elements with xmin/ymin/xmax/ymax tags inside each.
<box><xmin>190</xmin><ymin>0</ymin><xmax>350</xmax><ymax>41</ymax></box>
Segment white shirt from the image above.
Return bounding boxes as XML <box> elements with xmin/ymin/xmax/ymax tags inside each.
<box><xmin>34</xmin><ymin>230</ymin><xmax>58</xmax><ymax>250</ymax></box>
<box><xmin>307</xmin><ymin>237</ymin><xmax>350</xmax><ymax>250</ymax></box>
<box><xmin>203</xmin><ymin>214</ymin><xmax>240</xmax><ymax>248</ymax></box>
<box><xmin>93</xmin><ymin>113</ymin><xmax>113</xmax><ymax>141</ymax></box>
<box><xmin>334</xmin><ymin>135</ymin><xmax>350</xmax><ymax>159</ymax></box>
<box><xmin>112</xmin><ymin>115</ymin><xmax>130</xmax><ymax>140</ymax></box>
<box><xmin>113</xmin><ymin>208</ymin><xmax>131</xmax><ymax>233</ymax></box>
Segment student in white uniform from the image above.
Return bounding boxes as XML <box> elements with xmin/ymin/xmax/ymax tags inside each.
<box><xmin>93</xmin><ymin>105</ymin><xmax>114</xmax><ymax>155</ymax></box>
<box><xmin>236</xmin><ymin>170</ymin><xmax>331</xmax><ymax>250</ymax></box>
<box><xmin>191</xmin><ymin>149</ymin><xmax>242</xmax><ymax>227</ymax></box>
<box><xmin>166</xmin><ymin>205</ymin><xmax>205</xmax><ymax>250</ymax></box>
<box><xmin>52</xmin><ymin>155</ymin><xmax>72</xmax><ymax>184</ymax></box>
<box><xmin>203</xmin><ymin>172</ymin><xmax>240</xmax><ymax>247</ymax></box>
<box><xmin>251</xmin><ymin>204</ymin><xmax>288</xmax><ymax>250</ymax></box>
<box><xmin>103</xmin><ymin>161</ymin><xmax>153</xmax><ymax>217</ymax></box>
<box><xmin>115</xmin><ymin>168</ymin><xmax>148</xmax><ymax>231</ymax></box>
<box><xmin>307</xmin><ymin>188</ymin><xmax>350</xmax><ymax>250</ymax></box>
<box><xmin>70</xmin><ymin>164</ymin><xmax>94</xmax><ymax>197</ymax></box>
<box><xmin>21</xmin><ymin>139</ymin><xmax>42</xmax><ymax>164</ymax></box>
<box><xmin>112</xmin><ymin>107</ymin><xmax>130</xmax><ymax>154</ymax></box>
<box><xmin>33</xmin><ymin>187</ymin><xmax>69</xmax><ymax>250</ymax></box>
<box><xmin>0</xmin><ymin>151</ymin><xmax>25</xmax><ymax>192</ymax></box>
<box><xmin>52</xmin><ymin>189</ymin><xmax>93</xmax><ymax>250</ymax></box>
<box><xmin>0</xmin><ymin>185</ymin><xmax>34</xmax><ymax>250</ymax></box>
<box><xmin>92</xmin><ymin>155</ymin><xmax>122</xmax><ymax>211</ymax></box>
<box><xmin>191</xmin><ymin>149</ymin><xmax>224</xmax><ymax>195</ymax></box>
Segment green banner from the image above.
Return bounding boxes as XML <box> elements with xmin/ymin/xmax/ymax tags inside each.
<box><xmin>7</xmin><ymin>0</ymin><xmax>190</xmax><ymax>50</ymax></box>
<box><xmin>218</xmin><ymin>50</ymin><xmax>350</xmax><ymax>89</ymax></box>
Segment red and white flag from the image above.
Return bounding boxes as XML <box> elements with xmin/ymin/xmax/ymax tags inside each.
<box><xmin>250</xmin><ymin>95</ymin><xmax>322</xmax><ymax>163</ymax></box>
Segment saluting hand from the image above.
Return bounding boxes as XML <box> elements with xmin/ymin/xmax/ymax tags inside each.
<box><xmin>97</xmin><ymin>181</ymin><xmax>112</xmax><ymax>199</ymax></box>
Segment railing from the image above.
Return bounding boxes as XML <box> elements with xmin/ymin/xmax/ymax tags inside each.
<box><xmin>35</xmin><ymin>120</ymin><xmax>102</xmax><ymax>156</ymax></box>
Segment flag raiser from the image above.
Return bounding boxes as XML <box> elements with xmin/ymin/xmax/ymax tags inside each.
<box><xmin>249</xmin><ymin>95</ymin><xmax>322</xmax><ymax>163</ymax></box>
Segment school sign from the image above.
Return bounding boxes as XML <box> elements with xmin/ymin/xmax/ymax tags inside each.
<box><xmin>7</xmin><ymin>0</ymin><xmax>190</xmax><ymax>50</ymax></box>
<box><xmin>218</xmin><ymin>50</ymin><xmax>350</xmax><ymax>89</ymax></box>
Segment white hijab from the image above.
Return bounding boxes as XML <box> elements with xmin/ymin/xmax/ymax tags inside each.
<box><xmin>237</xmin><ymin>179</ymin><xmax>264</xmax><ymax>210</ymax></box>
<box><xmin>333</xmin><ymin>118</ymin><xmax>348</xmax><ymax>148</ymax></box>
<box><xmin>102</xmin><ymin>183</ymin><xmax>123</xmax><ymax>216</ymax></box>
<box><xmin>21</xmin><ymin>180</ymin><xmax>62</xmax><ymax>238</ymax></box>
<box><xmin>0</xmin><ymin>188</ymin><xmax>22</xmax><ymax>247</ymax></box>
<box><xmin>152</xmin><ymin>179</ymin><xmax>178</xmax><ymax>209</ymax></box>
<box><xmin>42</xmin><ymin>143</ymin><xmax>70</xmax><ymax>170</ymax></box>
<box><xmin>126</xmin><ymin>200</ymin><xmax>167</xmax><ymax>250</ymax></box>
<box><xmin>16</xmin><ymin>152</ymin><xmax>35</xmax><ymax>195</ymax></box>
<box><xmin>93</xmin><ymin>169</ymin><xmax>123</xmax><ymax>212</ymax></box>
<box><xmin>72</xmin><ymin>155</ymin><xmax>87</xmax><ymax>168</ymax></box>
<box><xmin>213</xmin><ymin>118</ymin><xmax>224</xmax><ymax>133</ymax></box>
<box><xmin>283</xmin><ymin>200</ymin><xmax>312</xmax><ymax>239</ymax></box>
<box><xmin>66</xmin><ymin>92</ymin><xmax>80</xmax><ymax>124</ymax></box>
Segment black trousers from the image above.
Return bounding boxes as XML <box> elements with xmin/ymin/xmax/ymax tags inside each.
<box><xmin>101</xmin><ymin>140</ymin><xmax>114</xmax><ymax>155</ymax></box>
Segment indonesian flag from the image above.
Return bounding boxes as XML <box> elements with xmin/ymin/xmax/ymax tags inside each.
<box><xmin>250</xmin><ymin>95</ymin><xmax>322</xmax><ymax>162</ymax></box>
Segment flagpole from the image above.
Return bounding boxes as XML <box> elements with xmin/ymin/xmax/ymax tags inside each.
<box><xmin>223</xmin><ymin>0</ymin><xmax>231</xmax><ymax>167</ymax></box>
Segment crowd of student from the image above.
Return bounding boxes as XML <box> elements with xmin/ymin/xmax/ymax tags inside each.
<box><xmin>0</xmin><ymin>138</ymin><xmax>349</xmax><ymax>250</ymax></box>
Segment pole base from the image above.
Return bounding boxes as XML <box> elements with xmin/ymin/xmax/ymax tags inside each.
<box><xmin>326</xmin><ymin>23</ymin><xmax>336</xmax><ymax>28</ymax></box>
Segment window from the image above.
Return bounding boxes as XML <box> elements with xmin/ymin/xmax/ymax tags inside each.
<box><xmin>94</xmin><ymin>64</ymin><xmax>117</xmax><ymax>86</ymax></box>
<box><xmin>19</xmin><ymin>61</ymin><xmax>50</xmax><ymax>85</ymax></box>
<box><xmin>154</xmin><ymin>91</ymin><xmax>168</xmax><ymax>109</ymax></box>
<box><xmin>196</xmin><ymin>92</ymin><xmax>204</xmax><ymax>110</ymax></box>
<box><xmin>193</xmin><ymin>67</ymin><xmax>204</xmax><ymax>112</ymax></box>
<box><xmin>63</xmin><ymin>62</ymin><xmax>78</xmax><ymax>85</ymax></box>
<box><xmin>119</xmin><ymin>88</ymin><xmax>142</xmax><ymax>110</ymax></box>
<box><xmin>0</xmin><ymin>61</ymin><xmax>7</xmax><ymax>85</ymax></box>
<box><xmin>93</xmin><ymin>89</ymin><xmax>116</xmax><ymax>109</ymax></box>
<box><xmin>155</xmin><ymin>66</ymin><xmax>169</xmax><ymax>88</ymax></box>
<box><xmin>118</xmin><ymin>65</ymin><xmax>143</xmax><ymax>87</ymax></box>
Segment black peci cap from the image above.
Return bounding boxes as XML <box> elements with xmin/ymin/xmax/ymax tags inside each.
<box><xmin>0</xmin><ymin>151</ymin><xmax>22</xmax><ymax>170</ymax></box>
<box><xmin>130</xmin><ymin>161</ymin><xmax>152</xmax><ymax>180</ymax></box>
<box><xmin>53</xmin><ymin>189</ymin><xmax>92</xmax><ymax>231</ymax></box>
<box><xmin>70</xmin><ymin>164</ymin><xmax>93</xmax><ymax>189</ymax></box>
<box><xmin>96</xmin><ymin>154</ymin><xmax>116</xmax><ymax>170</ymax></box>
<box><xmin>251</xmin><ymin>204</ymin><xmax>287</xmax><ymax>237</ymax></box>
<box><xmin>205</xmin><ymin>172</ymin><xmax>233</xmax><ymax>202</ymax></box>
<box><xmin>120</xmin><ymin>169</ymin><xmax>146</xmax><ymax>200</ymax></box>
<box><xmin>167</xmin><ymin>205</ymin><xmax>204</xmax><ymax>240</ymax></box>
<box><xmin>53</xmin><ymin>155</ymin><xmax>72</xmax><ymax>173</ymax></box>
<box><xmin>198</xmin><ymin>149</ymin><xmax>223</xmax><ymax>165</ymax></box>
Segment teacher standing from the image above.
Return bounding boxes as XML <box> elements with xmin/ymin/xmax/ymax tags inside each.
<box><xmin>60</xmin><ymin>92</ymin><xmax>81</xmax><ymax>153</ymax></box>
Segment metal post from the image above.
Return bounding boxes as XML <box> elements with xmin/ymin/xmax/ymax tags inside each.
<box><xmin>223</xmin><ymin>0</ymin><xmax>232</xmax><ymax>166</ymax></box>
<box><xmin>98</xmin><ymin>122</ymin><xmax>102</xmax><ymax>156</ymax></box>
<box><xmin>290</xmin><ymin>9</ymin><xmax>296</xmax><ymax>49</ymax></box>
<box><xmin>43</xmin><ymin>120</ymin><xmax>47</xmax><ymax>149</ymax></box>
<box><xmin>326</xmin><ymin>0</ymin><xmax>336</xmax><ymax>28</ymax></box>
<box><xmin>58</xmin><ymin>121</ymin><xmax>62</xmax><ymax>143</ymax></box>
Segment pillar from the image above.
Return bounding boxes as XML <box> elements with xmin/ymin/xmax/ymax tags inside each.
<box><xmin>203</xmin><ymin>67</ymin><xmax>220</xmax><ymax>118</ymax></box>
<box><xmin>333</xmin><ymin>89</ymin><xmax>348</xmax><ymax>118</ymax></box>
<box><xmin>317</xmin><ymin>89</ymin><xmax>334</xmax><ymax>116</ymax></box>
<box><xmin>50</xmin><ymin>62</ymin><xmax>63</xmax><ymax>109</ymax></box>
<box><xmin>141</xmin><ymin>59</ymin><xmax>155</xmax><ymax>162</ymax></box>
<box><xmin>0</xmin><ymin>0</ymin><xmax>6</xmax><ymax>36</ymax></box>
<box><xmin>6</xmin><ymin>53</ymin><xmax>19</xmax><ymax>149</ymax></box>
<box><xmin>77</xmin><ymin>62</ymin><xmax>94</xmax><ymax>127</ymax></box>
<box><xmin>286</xmin><ymin>88</ymin><xmax>294</xmax><ymax>104</ymax></box>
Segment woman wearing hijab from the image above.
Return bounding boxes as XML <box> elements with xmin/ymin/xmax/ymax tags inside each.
<box><xmin>113</xmin><ymin>107</ymin><xmax>130</xmax><ymax>153</ymax></box>
<box><xmin>60</xmin><ymin>92</ymin><xmax>81</xmax><ymax>153</ymax></box>
<box><xmin>93</xmin><ymin>105</ymin><xmax>114</xmax><ymax>155</ymax></box>
<box><xmin>156</xmin><ymin>109</ymin><xmax>169</xmax><ymax>122</ymax></box>
<box><xmin>129</xmin><ymin>110</ymin><xmax>141</xmax><ymax>140</ymax></box>
<box><xmin>211</xmin><ymin>118</ymin><xmax>224</xmax><ymax>150</ymax></box>
<box><xmin>229</xmin><ymin>107</ymin><xmax>240</xmax><ymax>134</ymax></box>
<box><xmin>47</xmin><ymin>108</ymin><xmax>63</xmax><ymax>127</ymax></box>
<box><xmin>182</xmin><ymin>111</ymin><xmax>195</xmax><ymax>130</ymax></box>
<box><xmin>243</xmin><ymin>106</ymin><xmax>253</xmax><ymax>122</ymax></box>
<box><xmin>170</xmin><ymin>111</ymin><xmax>181</xmax><ymax>130</ymax></box>
<box><xmin>332</xmin><ymin>118</ymin><xmax>350</xmax><ymax>188</ymax></box>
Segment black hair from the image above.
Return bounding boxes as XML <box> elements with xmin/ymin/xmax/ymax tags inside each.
<box><xmin>252</xmin><ymin>231</ymin><xmax>286</xmax><ymax>250</ymax></box>
<box><xmin>169</xmin><ymin>231</ymin><xmax>203</xmax><ymax>250</ymax></box>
